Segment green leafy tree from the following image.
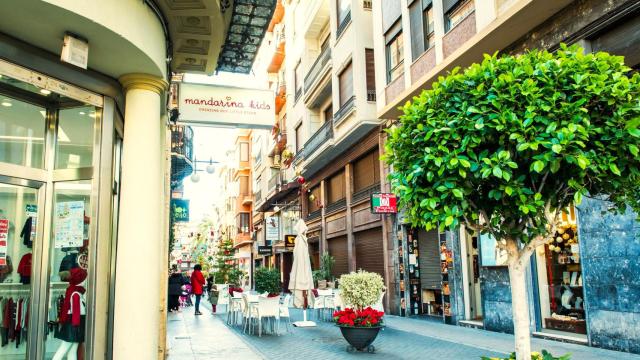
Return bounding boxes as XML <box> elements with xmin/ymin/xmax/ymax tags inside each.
<box><xmin>212</xmin><ymin>239</ymin><xmax>235</xmax><ymax>284</ymax></box>
<box><xmin>385</xmin><ymin>45</ymin><xmax>640</xmax><ymax>359</ymax></box>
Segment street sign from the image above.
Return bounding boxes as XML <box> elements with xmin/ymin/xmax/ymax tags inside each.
<box><xmin>370</xmin><ymin>193</ymin><xmax>397</xmax><ymax>214</ymax></box>
<box><xmin>285</xmin><ymin>234</ymin><xmax>296</xmax><ymax>248</ymax></box>
<box><xmin>171</xmin><ymin>199</ymin><xmax>190</xmax><ymax>222</ymax></box>
<box><xmin>257</xmin><ymin>246</ymin><xmax>272</xmax><ymax>255</ymax></box>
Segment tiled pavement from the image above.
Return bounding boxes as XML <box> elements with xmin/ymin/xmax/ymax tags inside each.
<box><xmin>167</xmin><ymin>299</ymin><xmax>640</xmax><ymax>360</ymax></box>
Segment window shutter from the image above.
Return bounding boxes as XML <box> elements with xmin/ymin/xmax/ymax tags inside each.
<box><xmin>443</xmin><ymin>0</ymin><xmax>459</xmax><ymax>14</ymax></box>
<box><xmin>409</xmin><ymin>0</ymin><xmax>425</xmax><ymax>61</ymax></box>
<box><xmin>365</xmin><ymin>49</ymin><xmax>376</xmax><ymax>92</ymax></box>
<box><xmin>338</xmin><ymin>61</ymin><xmax>353</xmax><ymax>106</ymax></box>
<box><xmin>419</xmin><ymin>229</ymin><xmax>442</xmax><ymax>289</ymax></box>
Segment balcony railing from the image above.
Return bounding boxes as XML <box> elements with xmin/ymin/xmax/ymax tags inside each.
<box><xmin>292</xmin><ymin>119</ymin><xmax>333</xmax><ymax>164</ymax></box>
<box><xmin>268</xmin><ymin>172</ymin><xmax>279</xmax><ymax>191</ymax></box>
<box><xmin>254</xmin><ymin>189</ymin><xmax>262</xmax><ymax>204</ymax></box>
<box><xmin>367</xmin><ymin>89</ymin><xmax>376</xmax><ymax>102</ymax></box>
<box><xmin>352</xmin><ymin>182</ymin><xmax>381</xmax><ymax>204</ymax></box>
<box><xmin>325</xmin><ymin>198</ymin><xmax>347</xmax><ymax>215</ymax></box>
<box><xmin>304</xmin><ymin>46</ymin><xmax>332</xmax><ymax>94</ymax></box>
<box><xmin>337</xmin><ymin>11</ymin><xmax>351</xmax><ymax>38</ymax></box>
<box><xmin>334</xmin><ymin>96</ymin><xmax>356</xmax><ymax>125</ymax></box>
<box><xmin>307</xmin><ymin>209</ymin><xmax>322</xmax><ymax>221</ymax></box>
<box><xmin>170</xmin><ymin>125</ymin><xmax>194</xmax><ymax>188</ymax></box>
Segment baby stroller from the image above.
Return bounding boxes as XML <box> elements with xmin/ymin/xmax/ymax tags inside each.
<box><xmin>180</xmin><ymin>284</ymin><xmax>193</xmax><ymax>307</ymax></box>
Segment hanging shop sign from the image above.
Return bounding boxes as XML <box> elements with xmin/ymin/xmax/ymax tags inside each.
<box><xmin>370</xmin><ymin>193</ymin><xmax>398</xmax><ymax>214</ymax></box>
<box><xmin>265</xmin><ymin>216</ymin><xmax>280</xmax><ymax>241</ymax></box>
<box><xmin>171</xmin><ymin>199</ymin><xmax>190</xmax><ymax>223</ymax></box>
<box><xmin>54</xmin><ymin>201</ymin><xmax>85</xmax><ymax>249</ymax></box>
<box><xmin>285</xmin><ymin>234</ymin><xmax>296</xmax><ymax>248</ymax></box>
<box><xmin>258</xmin><ymin>246</ymin><xmax>273</xmax><ymax>256</ymax></box>
<box><xmin>0</xmin><ymin>219</ymin><xmax>8</xmax><ymax>266</ymax></box>
<box><xmin>178</xmin><ymin>83</ymin><xmax>274</xmax><ymax>129</ymax></box>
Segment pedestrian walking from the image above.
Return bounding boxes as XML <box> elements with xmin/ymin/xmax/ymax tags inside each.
<box><xmin>190</xmin><ymin>264</ymin><xmax>206</xmax><ymax>315</ymax></box>
<box><xmin>168</xmin><ymin>267</ymin><xmax>185</xmax><ymax>312</ymax></box>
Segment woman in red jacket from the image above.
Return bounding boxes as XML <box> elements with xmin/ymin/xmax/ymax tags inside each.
<box><xmin>190</xmin><ymin>264</ymin><xmax>206</xmax><ymax>315</ymax></box>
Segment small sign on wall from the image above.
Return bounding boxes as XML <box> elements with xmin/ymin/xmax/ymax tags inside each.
<box><xmin>285</xmin><ymin>234</ymin><xmax>296</xmax><ymax>248</ymax></box>
<box><xmin>258</xmin><ymin>246</ymin><xmax>273</xmax><ymax>255</ymax></box>
<box><xmin>370</xmin><ymin>193</ymin><xmax>397</xmax><ymax>214</ymax></box>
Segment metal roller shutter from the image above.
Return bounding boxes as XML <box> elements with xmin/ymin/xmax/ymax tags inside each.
<box><xmin>355</xmin><ymin>228</ymin><xmax>384</xmax><ymax>277</ymax></box>
<box><xmin>328</xmin><ymin>236</ymin><xmax>349</xmax><ymax>278</ymax></box>
<box><xmin>419</xmin><ymin>229</ymin><xmax>441</xmax><ymax>290</ymax></box>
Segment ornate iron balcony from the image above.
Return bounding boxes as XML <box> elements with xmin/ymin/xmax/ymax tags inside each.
<box><xmin>334</xmin><ymin>96</ymin><xmax>356</xmax><ymax>125</ymax></box>
<box><xmin>304</xmin><ymin>46</ymin><xmax>331</xmax><ymax>94</ymax></box>
<box><xmin>292</xmin><ymin>119</ymin><xmax>333</xmax><ymax>164</ymax></box>
<box><xmin>337</xmin><ymin>11</ymin><xmax>351</xmax><ymax>38</ymax></box>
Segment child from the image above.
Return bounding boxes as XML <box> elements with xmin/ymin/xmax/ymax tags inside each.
<box><xmin>208</xmin><ymin>284</ymin><xmax>219</xmax><ymax>314</ymax></box>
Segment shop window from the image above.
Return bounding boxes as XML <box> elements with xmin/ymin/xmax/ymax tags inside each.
<box><xmin>353</xmin><ymin>149</ymin><xmax>380</xmax><ymax>192</ymax></box>
<box><xmin>327</xmin><ymin>171</ymin><xmax>346</xmax><ymax>204</ymax></box>
<box><xmin>444</xmin><ymin>0</ymin><xmax>474</xmax><ymax>33</ymax></box>
<box><xmin>535</xmin><ymin>207</ymin><xmax>586</xmax><ymax>335</ymax></box>
<box><xmin>0</xmin><ymin>94</ymin><xmax>46</xmax><ymax>168</ymax></box>
<box><xmin>55</xmin><ymin>106</ymin><xmax>97</xmax><ymax>169</ymax></box>
<box><xmin>385</xmin><ymin>22</ymin><xmax>404</xmax><ymax>83</ymax></box>
<box><xmin>409</xmin><ymin>0</ymin><xmax>435</xmax><ymax>61</ymax></box>
<box><xmin>338</xmin><ymin>61</ymin><xmax>353</xmax><ymax>107</ymax></box>
<box><xmin>0</xmin><ymin>183</ymin><xmax>39</xmax><ymax>358</ymax></box>
<box><xmin>45</xmin><ymin>180</ymin><xmax>92</xmax><ymax>355</ymax></box>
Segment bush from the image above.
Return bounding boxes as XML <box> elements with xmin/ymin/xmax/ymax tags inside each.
<box><xmin>254</xmin><ymin>267</ymin><xmax>281</xmax><ymax>296</ymax></box>
<box><xmin>338</xmin><ymin>270</ymin><xmax>385</xmax><ymax>310</ymax></box>
<box><xmin>482</xmin><ymin>350</ymin><xmax>571</xmax><ymax>360</ymax></box>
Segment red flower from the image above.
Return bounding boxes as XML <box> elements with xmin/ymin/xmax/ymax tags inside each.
<box><xmin>333</xmin><ymin>307</ymin><xmax>384</xmax><ymax>327</ymax></box>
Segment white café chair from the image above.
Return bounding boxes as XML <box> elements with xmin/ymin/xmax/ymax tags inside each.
<box><xmin>279</xmin><ymin>294</ymin><xmax>292</xmax><ymax>333</ymax></box>
<box><xmin>317</xmin><ymin>289</ymin><xmax>333</xmax><ymax>320</ymax></box>
<box><xmin>242</xmin><ymin>293</ymin><xmax>260</xmax><ymax>334</ymax></box>
<box><xmin>371</xmin><ymin>291</ymin><xmax>385</xmax><ymax>313</ymax></box>
<box><xmin>252</xmin><ymin>295</ymin><xmax>281</xmax><ymax>337</ymax></box>
<box><xmin>227</xmin><ymin>291</ymin><xmax>244</xmax><ymax>326</ymax></box>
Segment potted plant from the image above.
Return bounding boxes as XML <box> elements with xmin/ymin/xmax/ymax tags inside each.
<box><xmin>334</xmin><ymin>270</ymin><xmax>385</xmax><ymax>353</ymax></box>
<box><xmin>254</xmin><ymin>267</ymin><xmax>281</xmax><ymax>297</ymax></box>
<box><xmin>320</xmin><ymin>253</ymin><xmax>335</xmax><ymax>288</ymax></box>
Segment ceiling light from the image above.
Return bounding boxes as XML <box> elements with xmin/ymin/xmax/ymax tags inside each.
<box><xmin>79</xmin><ymin>111</ymin><xmax>86</xmax><ymax>115</ymax></box>
<box><xmin>191</xmin><ymin>172</ymin><xmax>201</xmax><ymax>183</ymax></box>
<box><xmin>39</xmin><ymin>89</ymin><xmax>52</xmax><ymax>95</ymax></box>
<box><xmin>1</xmin><ymin>101</ymin><xmax>12</xmax><ymax>107</ymax></box>
<box><xmin>206</xmin><ymin>164</ymin><xmax>215</xmax><ymax>174</ymax></box>
<box><xmin>89</xmin><ymin>112</ymin><xmax>96</xmax><ymax>118</ymax></box>
<box><xmin>273</xmin><ymin>206</ymin><xmax>280</xmax><ymax>212</ymax></box>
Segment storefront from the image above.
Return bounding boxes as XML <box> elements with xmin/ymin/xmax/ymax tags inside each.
<box><xmin>0</xmin><ymin>58</ymin><xmax>121</xmax><ymax>358</ymax></box>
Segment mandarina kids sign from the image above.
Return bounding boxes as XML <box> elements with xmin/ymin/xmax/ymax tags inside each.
<box><xmin>177</xmin><ymin>83</ymin><xmax>274</xmax><ymax>129</ymax></box>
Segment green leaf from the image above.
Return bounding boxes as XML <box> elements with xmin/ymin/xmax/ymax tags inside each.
<box><xmin>505</xmin><ymin>186</ymin><xmax>513</xmax><ymax>195</ymax></box>
<box><xmin>502</xmin><ymin>171</ymin><xmax>511</xmax><ymax>181</ymax></box>
<box><xmin>452</xmin><ymin>189</ymin><xmax>463</xmax><ymax>199</ymax></box>
<box><xmin>629</xmin><ymin>128</ymin><xmax>640</xmax><ymax>137</ymax></box>
<box><xmin>577</xmin><ymin>156</ymin><xmax>588</xmax><ymax>170</ymax></box>
<box><xmin>532</xmin><ymin>160</ymin><xmax>545</xmax><ymax>173</ymax></box>
<box><xmin>629</xmin><ymin>144</ymin><xmax>639</xmax><ymax>156</ymax></box>
<box><xmin>450</xmin><ymin>158</ymin><xmax>459</xmax><ymax>166</ymax></box>
<box><xmin>445</xmin><ymin>216</ymin><xmax>454</xmax><ymax>226</ymax></box>
<box><xmin>492</xmin><ymin>166</ymin><xmax>503</xmax><ymax>178</ymax></box>
<box><xmin>459</xmin><ymin>159</ymin><xmax>471</xmax><ymax>168</ymax></box>
<box><xmin>552</xmin><ymin>144</ymin><xmax>562</xmax><ymax>153</ymax></box>
<box><xmin>574</xmin><ymin>190</ymin><xmax>583</xmax><ymax>204</ymax></box>
<box><xmin>609</xmin><ymin>163</ymin><xmax>621</xmax><ymax>176</ymax></box>
<box><xmin>517</xmin><ymin>143</ymin><xmax>530</xmax><ymax>151</ymax></box>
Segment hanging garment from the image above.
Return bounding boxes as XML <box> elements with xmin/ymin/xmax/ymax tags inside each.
<box><xmin>0</xmin><ymin>297</ymin><xmax>7</xmax><ymax>347</ymax></box>
<box><xmin>17</xmin><ymin>253</ymin><xmax>32</xmax><ymax>285</ymax></box>
<box><xmin>14</xmin><ymin>298</ymin><xmax>22</xmax><ymax>347</ymax></box>
<box><xmin>0</xmin><ymin>256</ymin><xmax>13</xmax><ymax>283</ymax></box>
<box><xmin>20</xmin><ymin>217</ymin><xmax>33</xmax><ymax>248</ymax></box>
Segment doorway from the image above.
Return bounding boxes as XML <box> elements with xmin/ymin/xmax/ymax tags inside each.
<box><xmin>462</xmin><ymin>229</ymin><xmax>483</xmax><ymax>323</ymax></box>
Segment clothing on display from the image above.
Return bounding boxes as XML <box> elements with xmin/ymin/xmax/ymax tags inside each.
<box><xmin>0</xmin><ymin>256</ymin><xmax>13</xmax><ymax>283</ymax></box>
<box><xmin>0</xmin><ymin>296</ymin><xmax>30</xmax><ymax>348</ymax></box>
<box><xmin>19</xmin><ymin>217</ymin><xmax>33</xmax><ymax>248</ymax></box>
<box><xmin>17</xmin><ymin>253</ymin><xmax>32</xmax><ymax>285</ymax></box>
<box><xmin>55</xmin><ymin>268</ymin><xmax>87</xmax><ymax>344</ymax></box>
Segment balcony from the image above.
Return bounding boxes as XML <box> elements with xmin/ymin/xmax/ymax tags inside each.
<box><xmin>307</xmin><ymin>209</ymin><xmax>322</xmax><ymax>221</ymax></box>
<box><xmin>275</xmin><ymin>80</ymin><xmax>286</xmax><ymax>113</ymax></box>
<box><xmin>325</xmin><ymin>198</ymin><xmax>347</xmax><ymax>215</ymax></box>
<box><xmin>304</xmin><ymin>46</ymin><xmax>331</xmax><ymax>95</ymax></box>
<box><xmin>302</xmin><ymin>0</ymin><xmax>331</xmax><ymax>39</ymax></box>
<box><xmin>334</xmin><ymin>95</ymin><xmax>356</xmax><ymax>126</ymax></box>
<box><xmin>254</xmin><ymin>189</ymin><xmax>262</xmax><ymax>205</ymax></box>
<box><xmin>241</xmin><ymin>193</ymin><xmax>253</xmax><ymax>206</ymax></box>
<box><xmin>268</xmin><ymin>24</ymin><xmax>286</xmax><ymax>73</ymax></box>
<box><xmin>352</xmin><ymin>182</ymin><xmax>381</xmax><ymax>204</ymax></box>
<box><xmin>268</xmin><ymin>171</ymin><xmax>280</xmax><ymax>191</ymax></box>
<box><xmin>292</xmin><ymin>119</ymin><xmax>333</xmax><ymax>165</ymax></box>
<box><xmin>170</xmin><ymin>125</ymin><xmax>194</xmax><ymax>188</ymax></box>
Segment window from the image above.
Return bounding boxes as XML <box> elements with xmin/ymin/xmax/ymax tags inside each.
<box><xmin>294</xmin><ymin>61</ymin><xmax>303</xmax><ymax>100</ymax></box>
<box><xmin>337</xmin><ymin>0</ymin><xmax>351</xmax><ymax>29</ymax></box>
<box><xmin>295</xmin><ymin>123</ymin><xmax>303</xmax><ymax>152</ymax></box>
<box><xmin>239</xmin><ymin>176</ymin><xmax>249</xmax><ymax>195</ymax></box>
<box><xmin>239</xmin><ymin>142</ymin><xmax>249</xmax><ymax>161</ymax></box>
<box><xmin>308</xmin><ymin>186</ymin><xmax>321</xmax><ymax>213</ymax></box>
<box><xmin>409</xmin><ymin>0</ymin><xmax>435</xmax><ymax>61</ymax></box>
<box><xmin>338</xmin><ymin>61</ymin><xmax>353</xmax><ymax>107</ymax></box>
<box><xmin>365</xmin><ymin>49</ymin><xmax>376</xmax><ymax>101</ymax></box>
<box><xmin>385</xmin><ymin>23</ymin><xmax>404</xmax><ymax>83</ymax></box>
<box><xmin>327</xmin><ymin>171</ymin><xmax>346</xmax><ymax>204</ymax></box>
<box><xmin>321</xmin><ymin>35</ymin><xmax>330</xmax><ymax>52</ymax></box>
<box><xmin>237</xmin><ymin>212</ymin><xmax>250</xmax><ymax>234</ymax></box>
<box><xmin>444</xmin><ymin>0</ymin><xmax>474</xmax><ymax>32</ymax></box>
<box><xmin>323</xmin><ymin>104</ymin><xmax>333</xmax><ymax>124</ymax></box>
<box><xmin>353</xmin><ymin>149</ymin><xmax>380</xmax><ymax>192</ymax></box>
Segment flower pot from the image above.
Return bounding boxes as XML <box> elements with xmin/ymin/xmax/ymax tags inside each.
<box><xmin>337</xmin><ymin>325</ymin><xmax>383</xmax><ymax>352</ymax></box>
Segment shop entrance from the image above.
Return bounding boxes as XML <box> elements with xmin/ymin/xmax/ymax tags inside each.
<box><xmin>0</xmin><ymin>60</ymin><xmax>117</xmax><ymax>359</ymax></box>
<box><xmin>534</xmin><ymin>207</ymin><xmax>587</xmax><ymax>339</ymax></box>
<box><xmin>462</xmin><ymin>229</ymin><xmax>483</xmax><ymax>322</ymax></box>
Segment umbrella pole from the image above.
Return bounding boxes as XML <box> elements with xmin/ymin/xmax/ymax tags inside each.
<box><xmin>293</xmin><ymin>290</ymin><xmax>316</xmax><ymax>327</ymax></box>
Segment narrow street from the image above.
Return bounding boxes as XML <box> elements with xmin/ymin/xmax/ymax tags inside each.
<box><xmin>167</xmin><ymin>299</ymin><xmax>640</xmax><ymax>360</ymax></box>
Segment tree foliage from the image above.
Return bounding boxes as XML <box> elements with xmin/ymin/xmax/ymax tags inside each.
<box><xmin>385</xmin><ymin>45</ymin><xmax>640</xmax><ymax>244</ymax></box>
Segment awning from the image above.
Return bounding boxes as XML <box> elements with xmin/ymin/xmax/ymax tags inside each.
<box><xmin>234</xmin><ymin>251</ymin><xmax>252</xmax><ymax>259</ymax></box>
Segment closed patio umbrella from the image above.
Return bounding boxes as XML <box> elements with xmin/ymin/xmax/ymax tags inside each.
<box><xmin>288</xmin><ymin>218</ymin><xmax>316</xmax><ymax>327</ymax></box>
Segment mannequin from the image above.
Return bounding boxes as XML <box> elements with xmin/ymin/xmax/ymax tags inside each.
<box><xmin>560</xmin><ymin>285</ymin><xmax>573</xmax><ymax>310</ymax></box>
<box><xmin>53</xmin><ymin>267</ymin><xmax>87</xmax><ymax>360</ymax></box>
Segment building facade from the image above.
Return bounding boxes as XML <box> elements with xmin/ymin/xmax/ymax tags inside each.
<box><xmin>373</xmin><ymin>0</ymin><xmax>640</xmax><ymax>354</ymax></box>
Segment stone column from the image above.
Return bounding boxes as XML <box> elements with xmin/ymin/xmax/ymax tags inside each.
<box><xmin>113</xmin><ymin>74</ymin><xmax>168</xmax><ymax>360</ymax></box>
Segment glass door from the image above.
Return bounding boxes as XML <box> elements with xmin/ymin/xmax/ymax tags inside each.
<box><xmin>0</xmin><ymin>178</ymin><xmax>44</xmax><ymax>359</ymax></box>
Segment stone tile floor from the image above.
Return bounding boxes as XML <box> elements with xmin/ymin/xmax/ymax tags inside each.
<box><xmin>167</xmin><ymin>299</ymin><xmax>640</xmax><ymax>360</ymax></box>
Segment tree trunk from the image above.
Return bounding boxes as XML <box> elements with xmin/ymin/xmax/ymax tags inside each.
<box><xmin>508</xmin><ymin>260</ymin><xmax>531</xmax><ymax>360</ymax></box>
